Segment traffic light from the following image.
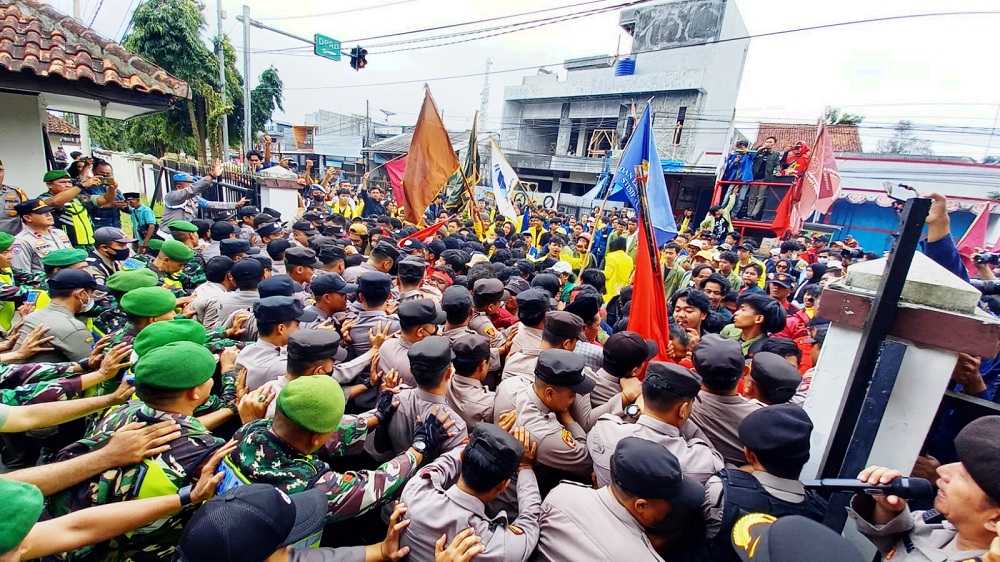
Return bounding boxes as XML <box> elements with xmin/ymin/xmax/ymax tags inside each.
<box><xmin>349</xmin><ymin>46</ymin><xmax>368</xmax><ymax>71</ymax></box>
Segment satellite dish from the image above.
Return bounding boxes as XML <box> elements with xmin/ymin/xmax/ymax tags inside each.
<box><xmin>380</xmin><ymin>109</ymin><xmax>396</xmax><ymax>119</ymax></box>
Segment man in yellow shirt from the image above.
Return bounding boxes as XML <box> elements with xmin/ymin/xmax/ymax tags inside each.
<box><xmin>602</xmin><ymin>237</ymin><xmax>633</xmax><ymax>302</ymax></box>
<box><xmin>734</xmin><ymin>242</ymin><xmax>767</xmax><ymax>289</ymax></box>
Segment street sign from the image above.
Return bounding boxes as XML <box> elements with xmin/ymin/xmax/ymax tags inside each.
<box><xmin>314</xmin><ymin>34</ymin><xmax>341</xmax><ymax>61</ymax></box>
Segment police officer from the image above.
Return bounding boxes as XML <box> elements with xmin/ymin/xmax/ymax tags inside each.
<box><xmin>283</xmin><ymin>247</ymin><xmax>321</xmax><ymax>296</ymax></box>
<box><xmin>534</xmin><ymin>436</ymin><xmax>705</xmax><ymax>561</ymax></box>
<box><xmin>703</xmin><ymin>404</ymin><xmax>828</xmax><ymax>561</ymax></box>
<box><xmin>226</xmin><ymin>375</ymin><xmax>450</xmax><ymax>525</ymax></box>
<box><xmin>161</xmin><ymin>161</ymin><xmax>246</xmax><ymax>224</ymax></box>
<box><xmin>396</xmin><ymin>255</ymin><xmax>429</xmax><ymax>303</ymax></box>
<box><xmin>236</xmin><ymin>205</ymin><xmax>260</xmax><ymax>244</ymax></box>
<box><xmin>589</xmin><ymin>362</ymin><xmax>724</xmax><ymax>487</ymax></box>
<box><xmin>255</xmin><ymin>221</ymin><xmax>283</xmax><ymax>250</ymax></box>
<box><xmin>440</xmin><ymin>285</ymin><xmax>502</xmax><ymax>373</ymax></box>
<box><xmin>745</xmin><ymin>352</ymin><xmax>803</xmax><ymax>405</ymax></box>
<box><xmin>11</xmin><ymin>199</ymin><xmax>72</xmax><ymax>274</ymax></box>
<box><xmin>506</xmin><ymin>288</ymin><xmax>550</xmax><ymax>357</ymax></box>
<box><xmin>203</xmin><ymin>258</ymin><xmax>263</xmax><ymax>331</ymax></box>
<box><xmin>849</xmin><ymin>415</ymin><xmax>1000</xmax><ymax>561</ymax></box>
<box><xmin>305</xmin><ymin>271</ymin><xmax>356</xmax><ymax>325</ymax></box>
<box><xmin>344</xmin><ymin>271</ymin><xmax>400</xmax><ymax>361</ymax></box>
<box><xmin>400</xmin><ymin>423</ymin><xmax>542</xmax><ymax>561</ymax></box>
<box><xmin>444</xmin><ymin>333</ymin><xmax>496</xmax><ymax>429</ymax></box>
<box><xmin>201</xmin><ymin>221</ymin><xmax>235</xmax><ymax>261</ymax></box>
<box><xmin>366</xmin><ymin>336</ymin><xmax>468</xmax><ymax>462</ymax></box>
<box><xmin>15</xmin><ymin>269</ymin><xmax>96</xmax><ymax>364</ymax></box>
<box><xmin>220</xmin><ymin>238</ymin><xmax>252</xmax><ymax>262</ymax></box>
<box><xmin>587</xmin><ymin>331</ymin><xmax>659</xmax><ymax>406</ymax></box>
<box><xmin>376</xmin><ymin>299</ymin><xmax>446</xmax><ymax>387</ymax></box>
<box><xmin>0</xmin><ymin>158</ymin><xmax>28</xmax><ymax>235</ymax></box>
<box><xmin>343</xmin><ymin>240</ymin><xmax>398</xmax><ymax>284</ymax></box>
<box><xmin>234</xmin><ymin>296</ymin><xmax>314</xmax><ymax>390</ymax></box>
<box><xmin>470</xmin><ymin>278</ymin><xmax>505</xmax><ymax>347</ymax></box>
<box><xmin>258</xmin><ymin>328</ymin><xmax>342</xmax><ymax>417</ymax></box>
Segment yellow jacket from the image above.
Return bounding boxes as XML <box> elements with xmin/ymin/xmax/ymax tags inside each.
<box><xmin>602</xmin><ymin>250</ymin><xmax>634</xmax><ymax>302</ymax></box>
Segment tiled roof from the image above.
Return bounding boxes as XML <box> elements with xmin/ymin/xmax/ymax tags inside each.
<box><xmin>754</xmin><ymin>123</ymin><xmax>863</xmax><ymax>153</ymax></box>
<box><xmin>0</xmin><ymin>0</ymin><xmax>190</xmax><ymax>99</ymax></box>
<box><xmin>46</xmin><ymin>112</ymin><xmax>78</xmax><ymax>136</ymax></box>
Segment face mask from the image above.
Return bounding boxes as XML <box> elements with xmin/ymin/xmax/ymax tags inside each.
<box><xmin>79</xmin><ymin>294</ymin><xmax>95</xmax><ymax>313</ymax></box>
<box><xmin>111</xmin><ymin>248</ymin><xmax>130</xmax><ymax>261</ymax></box>
<box><xmin>818</xmin><ymin>258</ymin><xmax>828</xmax><ymax>265</ymax></box>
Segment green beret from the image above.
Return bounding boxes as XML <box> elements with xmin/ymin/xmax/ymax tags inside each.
<box><xmin>0</xmin><ymin>478</ymin><xmax>44</xmax><ymax>553</ymax></box>
<box><xmin>41</xmin><ymin>248</ymin><xmax>88</xmax><ymax>268</ymax></box>
<box><xmin>120</xmin><ymin>286</ymin><xmax>177</xmax><ymax>318</ymax></box>
<box><xmin>133</xmin><ymin>319</ymin><xmax>206</xmax><ymax>358</ymax></box>
<box><xmin>105</xmin><ymin>268</ymin><xmax>159</xmax><ymax>293</ymax></box>
<box><xmin>43</xmin><ymin>169</ymin><xmax>70</xmax><ymax>183</ymax></box>
<box><xmin>160</xmin><ymin>240</ymin><xmax>194</xmax><ymax>263</ymax></box>
<box><xmin>134</xmin><ymin>341</ymin><xmax>216</xmax><ymax>389</ymax></box>
<box><xmin>277</xmin><ymin>376</ymin><xmax>346</xmax><ymax>434</ymax></box>
<box><xmin>0</xmin><ymin>232</ymin><xmax>13</xmax><ymax>252</ymax></box>
<box><xmin>167</xmin><ymin>220</ymin><xmax>198</xmax><ymax>233</ymax></box>
<box><xmin>147</xmin><ymin>239</ymin><xmax>164</xmax><ymax>251</ymax></box>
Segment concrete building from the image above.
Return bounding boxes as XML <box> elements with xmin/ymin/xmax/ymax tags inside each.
<box><xmin>499</xmin><ymin>0</ymin><xmax>748</xmax><ymax>211</ymax></box>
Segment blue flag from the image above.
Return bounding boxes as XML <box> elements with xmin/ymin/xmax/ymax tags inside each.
<box><xmin>607</xmin><ymin>105</ymin><xmax>677</xmax><ymax>245</ymax></box>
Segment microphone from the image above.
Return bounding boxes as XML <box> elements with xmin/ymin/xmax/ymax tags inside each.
<box><xmin>802</xmin><ymin>477</ymin><xmax>935</xmax><ymax>500</ymax></box>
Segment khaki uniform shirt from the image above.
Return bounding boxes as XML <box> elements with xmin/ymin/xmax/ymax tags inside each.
<box><xmin>235</xmin><ymin>339</ymin><xmax>287</xmax><ymax>390</ymax></box>
<box><xmin>534</xmin><ymin>485</ymin><xmax>664</xmax><ymax>562</ymax></box>
<box><xmin>0</xmin><ymin>184</ymin><xmax>27</xmax><ymax>235</ymax></box>
<box><xmin>586</xmin><ymin>367</ymin><xmax>622</xmax><ymax>407</ymax></box>
<box><xmin>469</xmin><ymin>312</ymin><xmax>503</xmax><ymax>347</ymax></box>
<box><xmin>12</xmin><ymin>226</ymin><xmax>73</xmax><ymax>274</ymax></box>
<box><xmin>190</xmin><ymin>282</ymin><xmax>227</xmax><ymax>323</ymax></box>
<box><xmin>342</xmin><ymin>262</ymin><xmax>380</xmax><ymax>285</ymax></box>
<box><xmin>689</xmin><ymin>392</ymin><xmax>763</xmax><ymax>467</ymax></box>
<box><xmin>203</xmin><ymin>289</ymin><xmax>259</xmax><ymax>331</ymax></box>
<box><xmin>400</xmin><ymin>448</ymin><xmax>542</xmax><ymax>562</ymax></box>
<box><xmin>365</xmin><ymin>388</ymin><xmax>468</xmax><ymax>462</ymax></box>
<box><xmin>441</xmin><ymin>325</ymin><xmax>501</xmax><ymax>372</ymax></box>
<box><xmin>588</xmin><ymin>413</ymin><xmax>723</xmax><ymax>487</ymax></box>
<box><xmin>507</xmin><ymin>323</ymin><xmax>542</xmax><ymax>358</ymax></box>
<box><xmin>500</xmin><ymin>382</ymin><xmax>589</xmax><ymax>477</ymax></box>
<box><xmin>847</xmin><ymin>497</ymin><xmax>985</xmax><ymax>562</ymax></box>
<box><xmin>15</xmin><ymin>302</ymin><xmax>93</xmax><ymax>363</ymax></box>
<box><xmin>445</xmin><ymin>375</ymin><xmax>495</xmax><ymax>429</ymax></box>
<box><xmin>376</xmin><ymin>335</ymin><xmax>414</xmax><ymax>387</ymax></box>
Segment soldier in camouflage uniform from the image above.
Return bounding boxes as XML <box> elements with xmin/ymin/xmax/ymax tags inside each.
<box><xmin>0</xmin><ymin>230</ymin><xmax>46</xmax><ymax>332</ymax></box>
<box><xmin>0</xmin><ymin>342</ymin><xmax>131</xmax><ymax>406</ymax></box>
<box><xmin>227</xmin><ymin>375</ymin><xmax>452</xmax><ymax>525</ymax></box>
<box><xmin>166</xmin><ymin>220</ymin><xmax>207</xmax><ymax>291</ymax></box>
<box><xmin>47</xmin><ymin>341</ymin><xmax>226</xmax><ymax>562</ymax></box>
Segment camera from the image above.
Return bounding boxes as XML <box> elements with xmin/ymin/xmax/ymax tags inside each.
<box><xmin>969</xmin><ymin>279</ymin><xmax>1000</xmax><ymax>296</ymax></box>
<box><xmin>840</xmin><ymin>248</ymin><xmax>864</xmax><ymax>260</ymax></box>
<box><xmin>973</xmin><ymin>252</ymin><xmax>1000</xmax><ymax>266</ymax></box>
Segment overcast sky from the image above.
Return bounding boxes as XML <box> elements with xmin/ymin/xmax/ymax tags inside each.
<box><xmin>62</xmin><ymin>0</ymin><xmax>1000</xmax><ymax>158</ymax></box>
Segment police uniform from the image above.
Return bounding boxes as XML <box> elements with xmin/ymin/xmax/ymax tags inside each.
<box><xmin>365</xmin><ymin>337</ymin><xmax>468</xmax><ymax>462</ymax></box>
<box><xmin>344</xmin><ymin>272</ymin><xmax>401</xmax><ymax>360</ymax></box>
<box><xmin>440</xmin><ymin>286</ymin><xmax>503</xmax><ymax>373</ymax></box>
<box><xmin>505</xmin><ymin>289</ymin><xmax>548</xmax><ymax>358</ymax></box>
<box><xmin>534</xmin><ymin>437</ymin><xmax>705</xmax><ymax>562</ymax></box>
<box><xmin>396</xmin><ymin>255</ymin><xmax>428</xmax><ymax>304</ymax></box>
<box><xmin>703</xmin><ymin>405</ymin><xmax>827</xmax><ymax>561</ymax></box>
<box><xmin>469</xmin><ymin>279</ymin><xmax>505</xmax><ymax>348</ymax></box>
<box><xmin>258</xmin><ymin>329</ymin><xmax>343</xmax><ymax>418</ymax></box>
<box><xmin>161</xmin><ymin>173</ymin><xmax>238</xmax><ymax>224</ymax></box>
<box><xmin>848</xmin><ymin>416</ymin><xmax>1000</xmax><ymax>562</ymax></box>
<box><xmin>0</xmin><ymin>183</ymin><xmax>28</xmax><ymax>234</ymax></box>
<box><xmin>14</xmin><ymin>269</ymin><xmax>96</xmax><ymax>363</ymax></box>
<box><xmin>234</xmin><ymin>296</ymin><xmax>311</xmax><ymax>390</ymax></box>
<box><xmin>11</xmin><ymin>200</ymin><xmax>73</xmax><ymax>274</ymax></box>
<box><xmin>400</xmin><ymin>424</ymin><xmax>542</xmax><ymax>562</ymax></box>
<box><xmin>203</xmin><ymin>259</ymin><xmax>264</xmax><ymax>330</ymax></box>
<box><xmin>376</xmin><ymin>300</ymin><xmax>446</xmax><ymax>387</ymax></box>
<box><xmin>444</xmin><ymin>334</ymin><xmax>496</xmax><ymax>429</ymax></box>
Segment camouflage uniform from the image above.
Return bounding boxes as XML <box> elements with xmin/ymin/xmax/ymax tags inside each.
<box><xmin>178</xmin><ymin>259</ymin><xmax>207</xmax><ymax>292</ymax></box>
<box><xmin>228</xmin><ymin>417</ymin><xmax>418</xmax><ymax>524</ymax></box>
<box><xmin>92</xmin><ymin>292</ymin><xmax>128</xmax><ymax>336</ymax></box>
<box><xmin>47</xmin><ymin>401</ymin><xmax>225</xmax><ymax>562</ymax></box>
<box><xmin>0</xmin><ymin>360</ymin><xmax>83</xmax><ymax>405</ymax></box>
<box><xmin>145</xmin><ymin>262</ymin><xmax>191</xmax><ymax>298</ymax></box>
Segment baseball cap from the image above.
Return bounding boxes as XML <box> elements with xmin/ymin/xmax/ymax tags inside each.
<box><xmin>94</xmin><ymin>227</ymin><xmax>137</xmax><ymax>245</ymax></box>
<box><xmin>769</xmin><ymin>272</ymin><xmax>795</xmax><ymax>288</ymax></box>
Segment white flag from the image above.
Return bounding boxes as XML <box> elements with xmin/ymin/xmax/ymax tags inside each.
<box><xmin>490</xmin><ymin>139</ymin><xmax>520</xmax><ymax>224</ymax></box>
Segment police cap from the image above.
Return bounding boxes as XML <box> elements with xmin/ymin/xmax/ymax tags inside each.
<box><xmin>284</xmin><ymin>247</ymin><xmax>322</xmax><ymax>268</ymax></box>
<box><xmin>287</xmin><ymin>329</ymin><xmax>341</xmax><ymax>363</ymax></box>
<box><xmin>954</xmin><ymin>415</ymin><xmax>1000</xmax><ymax>504</ymax></box>
<box><xmin>466</xmin><ymin>423</ymin><xmax>524</xmax><ymax>476</ymax></box>
<box><xmin>452</xmin><ymin>333</ymin><xmax>490</xmax><ymax>365</ymax></box>
<box><xmin>644</xmin><ymin>362</ymin><xmax>702</xmax><ymax>399</ymax></box>
<box><xmin>692</xmin><ymin>334</ymin><xmax>745</xmax><ymax>386</ymax></box>
<box><xmin>253</xmin><ymin>296</ymin><xmax>309</xmax><ymax>324</ymax></box>
<box><xmin>257</xmin><ymin>275</ymin><xmax>302</xmax><ymax>298</ymax></box>
<box><xmin>397</xmin><ymin>256</ymin><xmax>428</xmax><ymax>279</ymax></box>
<box><xmin>610</xmin><ymin>437</ymin><xmax>704</xmax><ymax>509</ymax></box>
<box><xmin>603</xmin><ymin>331</ymin><xmax>658</xmax><ymax>374</ymax></box>
<box><xmin>516</xmin><ymin>288</ymin><xmax>550</xmax><ymax>317</ymax></box>
<box><xmin>311</xmin><ymin>272</ymin><xmax>356</xmax><ymax>297</ymax></box>
<box><xmin>541</xmin><ymin>311</ymin><xmax>584</xmax><ymax>342</ymax></box>
<box><xmin>749</xmin><ymin>352</ymin><xmax>802</xmax><ymax>404</ymax></box>
<box><xmin>357</xmin><ymin>271</ymin><xmax>392</xmax><ymax>296</ymax></box>
<box><xmin>220</xmin><ymin>238</ymin><xmax>252</xmax><ymax>258</ymax></box>
<box><xmin>534</xmin><ymin>348</ymin><xmax>593</xmax><ymax>394</ymax></box>
<box><xmin>738</xmin><ymin>404</ymin><xmax>813</xmax><ymax>478</ymax></box>
<box><xmin>231</xmin><ymin>258</ymin><xmax>265</xmax><ymax>284</ymax></box>
<box><xmin>398</xmin><ymin>299</ymin><xmax>446</xmax><ymax>329</ymax></box>
<box><xmin>441</xmin><ymin>285</ymin><xmax>473</xmax><ymax>311</ymax></box>
<box><xmin>407</xmin><ymin>335</ymin><xmax>455</xmax><ymax>371</ymax></box>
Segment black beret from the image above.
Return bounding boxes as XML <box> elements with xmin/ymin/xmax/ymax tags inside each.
<box><xmin>287</xmin><ymin>328</ymin><xmax>341</xmax><ymax>362</ymax></box>
<box><xmin>466</xmin><ymin>423</ymin><xmax>523</xmax><ymax>476</ymax></box>
<box><xmin>542</xmin><ymin>311</ymin><xmax>584</xmax><ymax>342</ymax></box>
<box><xmin>644</xmin><ymin>362</ymin><xmax>702</xmax><ymax>398</ymax></box>
<box><xmin>738</xmin><ymin>405</ymin><xmax>812</xmax><ymax>478</ymax></box>
<box><xmin>284</xmin><ymin>247</ymin><xmax>322</xmax><ymax>268</ymax></box>
<box><xmin>750</xmin><ymin>352</ymin><xmax>803</xmax><ymax>404</ymax></box>
<box><xmin>692</xmin><ymin>334</ymin><xmax>745</xmax><ymax>384</ymax></box>
<box><xmin>610</xmin><ymin>437</ymin><xmax>704</xmax><ymax>509</ymax></box>
<box><xmin>534</xmin><ymin>349</ymin><xmax>593</xmax><ymax>394</ymax></box>
<box><xmin>407</xmin><ymin>335</ymin><xmax>454</xmax><ymax>371</ymax></box>
<box><xmin>258</xmin><ymin>275</ymin><xmax>302</xmax><ymax>298</ymax></box>
<box><xmin>955</xmin><ymin>416</ymin><xmax>1000</xmax><ymax>504</ymax></box>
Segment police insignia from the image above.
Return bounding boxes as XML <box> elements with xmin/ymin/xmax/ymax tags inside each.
<box><xmin>561</xmin><ymin>429</ymin><xmax>576</xmax><ymax>448</ymax></box>
<box><xmin>732</xmin><ymin>513</ymin><xmax>777</xmax><ymax>559</ymax></box>
<box><xmin>484</xmin><ymin>326</ymin><xmax>497</xmax><ymax>339</ymax></box>
<box><xmin>884</xmin><ymin>546</ymin><xmax>896</xmax><ymax>560</ymax></box>
<box><xmin>508</xmin><ymin>525</ymin><xmax>525</xmax><ymax>535</ymax></box>
<box><xmin>11</xmin><ymin>244</ymin><xmax>20</xmax><ymax>254</ymax></box>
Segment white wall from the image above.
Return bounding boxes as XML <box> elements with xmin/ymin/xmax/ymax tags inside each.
<box><xmin>0</xmin><ymin>92</ymin><xmax>48</xmax><ymax>196</ymax></box>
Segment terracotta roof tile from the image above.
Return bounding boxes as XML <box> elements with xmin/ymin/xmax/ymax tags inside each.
<box><xmin>46</xmin><ymin>113</ymin><xmax>78</xmax><ymax>136</ymax></box>
<box><xmin>0</xmin><ymin>0</ymin><xmax>189</xmax><ymax>99</ymax></box>
<box><xmin>754</xmin><ymin>123</ymin><xmax>862</xmax><ymax>153</ymax></box>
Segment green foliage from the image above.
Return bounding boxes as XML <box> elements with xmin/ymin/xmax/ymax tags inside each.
<box><xmin>250</xmin><ymin>66</ymin><xmax>284</xmax><ymax>138</ymax></box>
<box><xmin>90</xmin><ymin>113</ymin><xmax>177</xmax><ymax>155</ymax></box>
<box><xmin>877</xmin><ymin>121</ymin><xmax>934</xmax><ymax>156</ymax></box>
<box><xmin>825</xmin><ymin>108</ymin><xmax>865</xmax><ymax>126</ymax></box>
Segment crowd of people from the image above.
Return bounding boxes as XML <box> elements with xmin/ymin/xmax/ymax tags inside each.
<box><xmin>0</xmin><ymin>150</ymin><xmax>998</xmax><ymax>562</ymax></box>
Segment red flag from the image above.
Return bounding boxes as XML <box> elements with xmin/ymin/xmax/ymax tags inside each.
<box><xmin>771</xmin><ymin>189</ymin><xmax>793</xmax><ymax>235</ymax></box>
<box><xmin>958</xmin><ymin>204</ymin><xmax>991</xmax><ymax>276</ymax></box>
<box><xmin>397</xmin><ymin>215</ymin><xmax>453</xmax><ymax>247</ymax></box>
<box><xmin>812</xmin><ymin>126</ymin><xmax>842</xmax><ymax>215</ymax></box>
<box><xmin>627</xmin><ymin>216</ymin><xmax>671</xmax><ymax>365</ymax></box>
<box><xmin>384</xmin><ymin>156</ymin><xmax>407</xmax><ymax>209</ymax></box>
<box><xmin>991</xmin><ymin>233</ymin><xmax>1000</xmax><ymax>253</ymax></box>
<box><xmin>401</xmin><ymin>86</ymin><xmax>461</xmax><ymax>225</ymax></box>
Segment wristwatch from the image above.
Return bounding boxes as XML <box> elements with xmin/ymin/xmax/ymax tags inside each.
<box><xmin>625</xmin><ymin>403</ymin><xmax>641</xmax><ymax>419</ymax></box>
<box><xmin>412</xmin><ymin>440</ymin><xmax>428</xmax><ymax>454</ymax></box>
<box><xmin>177</xmin><ymin>485</ymin><xmax>193</xmax><ymax>507</ymax></box>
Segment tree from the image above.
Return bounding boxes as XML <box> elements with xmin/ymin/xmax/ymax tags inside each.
<box><xmin>825</xmin><ymin>108</ymin><xmax>865</xmax><ymax>126</ymax></box>
<box><xmin>983</xmin><ymin>156</ymin><xmax>1000</xmax><ymax>165</ymax></box>
<box><xmin>250</xmin><ymin>66</ymin><xmax>284</xmax><ymax>139</ymax></box>
<box><xmin>877</xmin><ymin>120</ymin><xmax>933</xmax><ymax>156</ymax></box>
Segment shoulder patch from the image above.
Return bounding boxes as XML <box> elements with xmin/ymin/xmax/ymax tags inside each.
<box><xmin>884</xmin><ymin>546</ymin><xmax>896</xmax><ymax>560</ymax></box>
<box><xmin>11</xmin><ymin>243</ymin><xmax>20</xmax><ymax>254</ymax></box>
<box><xmin>484</xmin><ymin>326</ymin><xmax>497</xmax><ymax>339</ymax></box>
<box><xmin>561</xmin><ymin>429</ymin><xmax>577</xmax><ymax>449</ymax></box>
<box><xmin>508</xmin><ymin>524</ymin><xmax>524</xmax><ymax>535</ymax></box>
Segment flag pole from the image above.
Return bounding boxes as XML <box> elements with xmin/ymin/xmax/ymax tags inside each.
<box><xmin>635</xmin><ymin>162</ymin><xmax>663</xmax><ymax>280</ymax></box>
<box><xmin>578</xmin><ymin>175</ymin><xmax>614</xmax><ymax>276</ymax></box>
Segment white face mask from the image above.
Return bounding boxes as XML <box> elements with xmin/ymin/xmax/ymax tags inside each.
<box><xmin>79</xmin><ymin>292</ymin><xmax>95</xmax><ymax>313</ymax></box>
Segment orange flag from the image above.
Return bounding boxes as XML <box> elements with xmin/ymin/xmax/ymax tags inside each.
<box><xmin>401</xmin><ymin>86</ymin><xmax>461</xmax><ymax>225</ymax></box>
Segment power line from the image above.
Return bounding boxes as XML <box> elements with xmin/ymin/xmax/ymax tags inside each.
<box><xmin>86</xmin><ymin>0</ymin><xmax>104</xmax><ymax>27</ymax></box>
<box><xmin>256</xmin><ymin>0</ymin><xmax>417</xmax><ymax>21</ymax></box>
<box><xmin>114</xmin><ymin>0</ymin><xmax>140</xmax><ymax>41</ymax></box>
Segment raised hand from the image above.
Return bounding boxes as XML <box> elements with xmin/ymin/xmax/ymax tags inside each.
<box><xmin>98</xmin><ymin>343</ymin><xmax>134</xmax><ymax>379</ymax></box>
<box><xmin>379</xmin><ymin>502</ymin><xmax>412</xmax><ymax>561</ymax></box>
<box><xmin>15</xmin><ymin>325</ymin><xmax>55</xmax><ymax>360</ymax></box>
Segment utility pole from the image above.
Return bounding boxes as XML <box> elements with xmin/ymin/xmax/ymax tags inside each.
<box><xmin>73</xmin><ymin>0</ymin><xmax>91</xmax><ymax>156</ymax></box>
<box><xmin>479</xmin><ymin>58</ymin><xmax>491</xmax><ymax>132</ymax></box>
<box><xmin>365</xmin><ymin>100</ymin><xmax>371</xmax><ymax>148</ymax></box>
<box><xmin>241</xmin><ymin>5</ymin><xmax>253</xmax><ymax>153</ymax></box>
<box><xmin>217</xmin><ymin>0</ymin><xmax>229</xmax><ymax>158</ymax></box>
